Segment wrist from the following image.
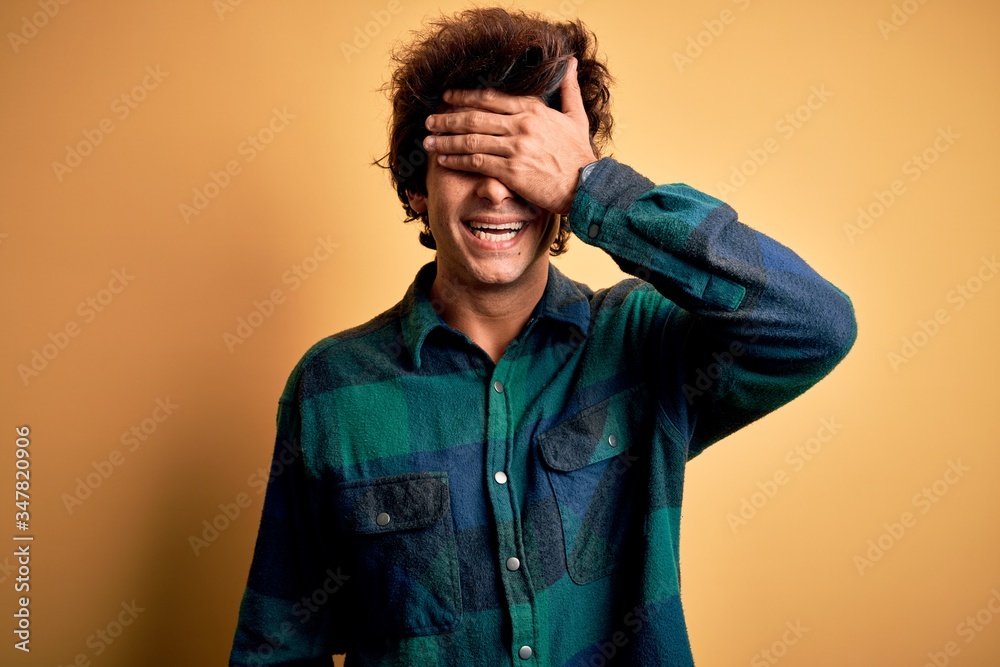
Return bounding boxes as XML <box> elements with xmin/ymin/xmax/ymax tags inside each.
<box><xmin>558</xmin><ymin>160</ymin><xmax>599</xmax><ymax>215</ymax></box>
<box><xmin>578</xmin><ymin>160</ymin><xmax>599</xmax><ymax>187</ymax></box>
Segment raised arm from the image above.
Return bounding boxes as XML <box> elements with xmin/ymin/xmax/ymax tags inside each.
<box><xmin>569</xmin><ymin>159</ymin><xmax>857</xmax><ymax>457</ymax></box>
<box><xmin>423</xmin><ymin>56</ymin><xmax>857</xmax><ymax>457</ymax></box>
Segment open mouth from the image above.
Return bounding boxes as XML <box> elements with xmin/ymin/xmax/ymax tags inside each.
<box><xmin>464</xmin><ymin>219</ymin><xmax>527</xmax><ymax>242</ymax></box>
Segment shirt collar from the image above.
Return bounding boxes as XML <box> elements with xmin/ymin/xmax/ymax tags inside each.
<box><xmin>400</xmin><ymin>260</ymin><xmax>592</xmax><ymax>369</ymax></box>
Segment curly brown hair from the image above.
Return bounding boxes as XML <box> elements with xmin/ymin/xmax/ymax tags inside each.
<box><xmin>374</xmin><ymin>7</ymin><xmax>615</xmax><ymax>255</ymax></box>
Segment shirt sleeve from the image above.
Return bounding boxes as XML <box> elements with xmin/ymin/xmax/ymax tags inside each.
<box><xmin>569</xmin><ymin>157</ymin><xmax>857</xmax><ymax>459</ymax></box>
<box><xmin>229</xmin><ymin>373</ymin><xmax>354</xmax><ymax>665</ymax></box>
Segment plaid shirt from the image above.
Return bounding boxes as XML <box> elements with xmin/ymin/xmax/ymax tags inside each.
<box><xmin>229</xmin><ymin>158</ymin><xmax>857</xmax><ymax>666</ymax></box>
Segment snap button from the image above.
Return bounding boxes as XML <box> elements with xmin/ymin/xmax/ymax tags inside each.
<box><xmin>375</xmin><ymin>512</ymin><xmax>391</xmax><ymax>527</ymax></box>
<box><xmin>587</xmin><ymin>222</ymin><xmax>600</xmax><ymax>239</ymax></box>
<box><xmin>506</xmin><ymin>556</ymin><xmax>520</xmax><ymax>571</ymax></box>
<box><xmin>493</xmin><ymin>380</ymin><xmax>504</xmax><ymax>393</ymax></box>
<box><xmin>494</xmin><ymin>471</ymin><xmax>508</xmax><ymax>484</ymax></box>
<box><xmin>608</xmin><ymin>434</ymin><xmax>618</xmax><ymax>448</ymax></box>
<box><xmin>518</xmin><ymin>645</ymin><xmax>533</xmax><ymax>659</ymax></box>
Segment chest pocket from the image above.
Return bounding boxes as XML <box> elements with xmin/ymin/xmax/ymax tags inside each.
<box><xmin>537</xmin><ymin>385</ymin><xmax>651</xmax><ymax>585</ymax></box>
<box><xmin>333</xmin><ymin>471</ymin><xmax>462</xmax><ymax>638</ymax></box>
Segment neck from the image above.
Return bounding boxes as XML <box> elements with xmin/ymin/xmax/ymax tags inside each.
<box><xmin>430</xmin><ymin>261</ymin><xmax>548</xmax><ymax>364</ymax></box>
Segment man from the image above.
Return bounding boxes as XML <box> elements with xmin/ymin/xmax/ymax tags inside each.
<box><xmin>229</xmin><ymin>7</ymin><xmax>856</xmax><ymax>666</ymax></box>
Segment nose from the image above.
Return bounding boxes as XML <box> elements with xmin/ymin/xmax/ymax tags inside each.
<box><xmin>474</xmin><ymin>175</ymin><xmax>515</xmax><ymax>206</ymax></box>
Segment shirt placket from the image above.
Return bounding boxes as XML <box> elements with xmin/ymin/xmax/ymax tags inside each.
<box><xmin>485</xmin><ymin>329</ymin><xmax>539</xmax><ymax>665</ymax></box>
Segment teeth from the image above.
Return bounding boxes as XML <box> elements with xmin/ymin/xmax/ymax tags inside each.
<box><xmin>466</xmin><ymin>219</ymin><xmax>525</xmax><ymax>243</ymax></box>
<box><xmin>468</xmin><ymin>221</ymin><xmax>525</xmax><ymax>231</ymax></box>
<box><xmin>472</xmin><ymin>229</ymin><xmax>517</xmax><ymax>241</ymax></box>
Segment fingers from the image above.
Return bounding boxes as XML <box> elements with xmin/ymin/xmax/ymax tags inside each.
<box><xmin>442</xmin><ymin>57</ymin><xmax>585</xmax><ymax>120</ymax></box>
<box><xmin>425</xmin><ymin>109</ymin><xmax>510</xmax><ymax>135</ymax></box>
<box><xmin>559</xmin><ymin>57</ymin><xmax>586</xmax><ymax>121</ymax></box>
<box><xmin>434</xmin><ymin>151</ymin><xmax>506</xmax><ymax>178</ymax></box>
<box><xmin>441</xmin><ymin>88</ymin><xmax>528</xmax><ymax>114</ymax></box>
<box><xmin>423</xmin><ymin>133</ymin><xmax>513</xmax><ymax>157</ymax></box>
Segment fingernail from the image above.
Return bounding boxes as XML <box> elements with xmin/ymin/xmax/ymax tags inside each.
<box><xmin>423</xmin><ymin>136</ymin><xmax>436</xmax><ymax>150</ymax></box>
<box><xmin>443</xmin><ymin>90</ymin><xmax>453</xmax><ymax>101</ymax></box>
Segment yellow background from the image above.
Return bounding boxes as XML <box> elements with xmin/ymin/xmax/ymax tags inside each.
<box><xmin>2</xmin><ymin>0</ymin><xmax>998</xmax><ymax>665</ymax></box>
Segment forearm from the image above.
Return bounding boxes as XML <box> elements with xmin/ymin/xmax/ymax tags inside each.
<box><xmin>569</xmin><ymin>158</ymin><xmax>857</xmax><ymax>454</ymax></box>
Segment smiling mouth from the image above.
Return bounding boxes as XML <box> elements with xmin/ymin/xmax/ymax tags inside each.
<box><xmin>464</xmin><ymin>219</ymin><xmax>527</xmax><ymax>242</ymax></box>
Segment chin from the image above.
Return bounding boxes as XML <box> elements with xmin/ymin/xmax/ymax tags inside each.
<box><xmin>464</xmin><ymin>260</ymin><xmax>530</xmax><ymax>287</ymax></box>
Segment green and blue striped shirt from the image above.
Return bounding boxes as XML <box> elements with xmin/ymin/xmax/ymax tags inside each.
<box><xmin>230</xmin><ymin>158</ymin><xmax>857</xmax><ymax>666</ymax></box>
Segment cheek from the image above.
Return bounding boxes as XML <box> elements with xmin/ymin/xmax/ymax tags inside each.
<box><xmin>427</xmin><ymin>179</ymin><xmax>470</xmax><ymax>219</ymax></box>
<box><xmin>425</xmin><ymin>196</ymin><xmax>456</xmax><ymax>237</ymax></box>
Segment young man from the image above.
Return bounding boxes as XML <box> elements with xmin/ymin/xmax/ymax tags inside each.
<box><xmin>229</xmin><ymin>8</ymin><xmax>856</xmax><ymax>666</ymax></box>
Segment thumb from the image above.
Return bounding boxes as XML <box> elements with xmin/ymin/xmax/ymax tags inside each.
<box><xmin>560</xmin><ymin>57</ymin><xmax>586</xmax><ymax>121</ymax></box>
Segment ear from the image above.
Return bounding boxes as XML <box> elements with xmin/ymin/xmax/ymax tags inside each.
<box><xmin>406</xmin><ymin>189</ymin><xmax>428</xmax><ymax>214</ymax></box>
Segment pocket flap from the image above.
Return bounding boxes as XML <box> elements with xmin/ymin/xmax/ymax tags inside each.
<box><xmin>334</xmin><ymin>472</ymin><xmax>450</xmax><ymax>535</ymax></box>
<box><xmin>537</xmin><ymin>386</ymin><xmax>646</xmax><ymax>472</ymax></box>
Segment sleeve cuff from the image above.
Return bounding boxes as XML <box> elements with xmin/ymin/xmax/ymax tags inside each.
<box><xmin>569</xmin><ymin>157</ymin><xmax>656</xmax><ymax>245</ymax></box>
